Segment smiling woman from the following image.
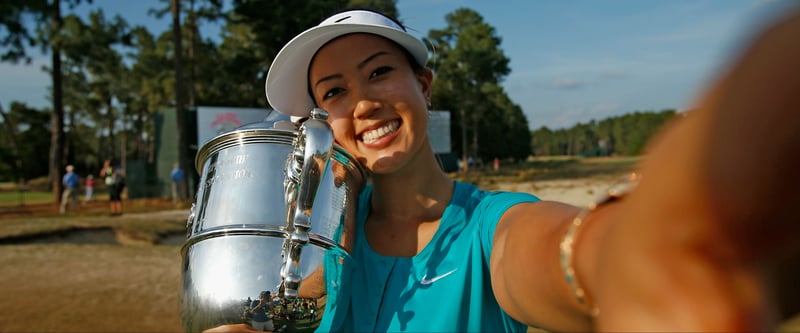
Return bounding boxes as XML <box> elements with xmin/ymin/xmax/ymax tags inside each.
<box><xmin>174</xmin><ymin>6</ymin><xmax>800</xmax><ymax>333</ymax></box>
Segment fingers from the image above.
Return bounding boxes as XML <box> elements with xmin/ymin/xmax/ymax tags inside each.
<box><xmin>202</xmin><ymin>323</ymin><xmax>259</xmax><ymax>333</ymax></box>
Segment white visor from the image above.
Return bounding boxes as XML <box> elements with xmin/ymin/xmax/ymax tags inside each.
<box><xmin>265</xmin><ymin>10</ymin><xmax>428</xmax><ymax>117</ymax></box>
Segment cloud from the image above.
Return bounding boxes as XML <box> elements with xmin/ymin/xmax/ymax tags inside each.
<box><xmin>525</xmin><ymin>102</ymin><xmax>626</xmax><ymax>129</ymax></box>
<box><xmin>549</xmin><ymin>71</ymin><xmax>625</xmax><ymax>91</ymax></box>
<box><xmin>552</xmin><ymin>78</ymin><xmax>585</xmax><ymax>90</ymax></box>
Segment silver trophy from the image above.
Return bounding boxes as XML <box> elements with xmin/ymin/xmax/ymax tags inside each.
<box><xmin>181</xmin><ymin>109</ymin><xmax>365</xmax><ymax>332</ymax></box>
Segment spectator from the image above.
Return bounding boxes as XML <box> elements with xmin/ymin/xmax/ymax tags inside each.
<box><xmin>84</xmin><ymin>174</ymin><xmax>94</xmax><ymax>203</ymax></box>
<box><xmin>100</xmin><ymin>159</ymin><xmax>114</xmax><ymax>189</ymax></box>
<box><xmin>250</xmin><ymin>291</ymin><xmax>274</xmax><ymax>331</ymax></box>
<box><xmin>109</xmin><ymin>168</ymin><xmax>125</xmax><ymax>216</ymax></box>
<box><xmin>60</xmin><ymin>165</ymin><xmax>79</xmax><ymax>214</ymax></box>
<box><xmin>171</xmin><ymin>163</ymin><xmax>185</xmax><ymax>203</ymax></box>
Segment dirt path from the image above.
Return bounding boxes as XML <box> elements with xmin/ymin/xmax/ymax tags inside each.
<box><xmin>0</xmin><ymin>244</ymin><xmax>184</xmax><ymax>332</ymax></box>
<box><xmin>0</xmin><ymin>199</ymin><xmax>188</xmax><ymax>332</ymax></box>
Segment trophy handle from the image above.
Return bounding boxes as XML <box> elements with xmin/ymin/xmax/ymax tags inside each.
<box><xmin>281</xmin><ymin>108</ymin><xmax>333</xmax><ymax>297</ymax></box>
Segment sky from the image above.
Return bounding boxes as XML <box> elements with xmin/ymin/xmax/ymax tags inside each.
<box><xmin>0</xmin><ymin>0</ymin><xmax>796</xmax><ymax>129</ymax></box>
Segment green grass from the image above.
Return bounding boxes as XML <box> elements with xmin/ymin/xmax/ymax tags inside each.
<box><xmin>0</xmin><ymin>190</ymin><xmax>54</xmax><ymax>207</ymax></box>
<box><xmin>516</xmin><ymin>156</ymin><xmax>640</xmax><ymax>180</ymax></box>
<box><xmin>454</xmin><ymin>156</ymin><xmax>641</xmax><ymax>187</ymax></box>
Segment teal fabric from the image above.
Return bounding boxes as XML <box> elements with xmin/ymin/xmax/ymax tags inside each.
<box><xmin>315</xmin><ymin>214</ymin><xmax>355</xmax><ymax>332</ymax></box>
<box><xmin>315</xmin><ymin>247</ymin><xmax>353</xmax><ymax>332</ymax></box>
<box><xmin>327</xmin><ymin>180</ymin><xmax>539</xmax><ymax>332</ymax></box>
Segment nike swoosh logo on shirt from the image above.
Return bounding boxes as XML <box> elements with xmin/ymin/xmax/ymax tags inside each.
<box><xmin>420</xmin><ymin>269</ymin><xmax>458</xmax><ymax>285</ymax></box>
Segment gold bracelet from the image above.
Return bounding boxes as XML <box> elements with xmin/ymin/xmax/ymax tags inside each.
<box><xmin>560</xmin><ymin>206</ymin><xmax>596</xmax><ymax>315</ymax></box>
<box><xmin>559</xmin><ymin>172</ymin><xmax>641</xmax><ymax>317</ymax></box>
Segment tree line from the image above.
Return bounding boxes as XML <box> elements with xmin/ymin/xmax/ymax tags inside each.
<box><xmin>530</xmin><ymin>109</ymin><xmax>678</xmax><ymax>158</ymax></box>
<box><xmin>0</xmin><ymin>0</ymin><xmax>672</xmax><ymax>198</ymax></box>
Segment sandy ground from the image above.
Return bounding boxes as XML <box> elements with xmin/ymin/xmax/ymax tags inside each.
<box><xmin>491</xmin><ymin>177</ymin><xmax>622</xmax><ymax>207</ymax></box>
<box><xmin>1</xmin><ymin>178</ymin><xmax>798</xmax><ymax>332</ymax></box>
<box><xmin>0</xmin><ymin>243</ymin><xmax>184</xmax><ymax>332</ymax></box>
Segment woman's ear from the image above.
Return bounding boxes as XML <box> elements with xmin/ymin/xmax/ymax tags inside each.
<box><xmin>417</xmin><ymin>68</ymin><xmax>434</xmax><ymax>105</ymax></box>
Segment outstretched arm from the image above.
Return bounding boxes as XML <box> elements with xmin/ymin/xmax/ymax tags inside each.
<box><xmin>594</xmin><ymin>8</ymin><xmax>800</xmax><ymax>330</ymax></box>
<box><xmin>492</xmin><ymin>7</ymin><xmax>800</xmax><ymax>332</ymax></box>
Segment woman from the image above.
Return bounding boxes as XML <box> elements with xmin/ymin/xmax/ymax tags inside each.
<box><xmin>221</xmin><ymin>8</ymin><xmax>800</xmax><ymax>332</ymax></box>
<box><xmin>108</xmin><ymin>168</ymin><xmax>125</xmax><ymax>216</ymax></box>
<box><xmin>269</xmin><ymin>10</ymin><xmax>547</xmax><ymax>332</ymax></box>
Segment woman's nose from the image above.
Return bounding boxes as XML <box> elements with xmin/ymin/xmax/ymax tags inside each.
<box><xmin>352</xmin><ymin>90</ymin><xmax>382</xmax><ymax>119</ymax></box>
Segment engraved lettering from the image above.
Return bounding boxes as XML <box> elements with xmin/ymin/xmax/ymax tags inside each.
<box><xmin>207</xmin><ymin>168</ymin><xmax>253</xmax><ymax>185</ymax></box>
<box><xmin>207</xmin><ymin>154</ymin><xmax>249</xmax><ymax>174</ymax></box>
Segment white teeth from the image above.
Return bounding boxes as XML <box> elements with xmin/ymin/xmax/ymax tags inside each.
<box><xmin>361</xmin><ymin>120</ymin><xmax>399</xmax><ymax>144</ymax></box>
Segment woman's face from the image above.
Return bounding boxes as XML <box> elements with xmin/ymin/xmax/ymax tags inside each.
<box><xmin>308</xmin><ymin>33</ymin><xmax>432</xmax><ymax>174</ymax></box>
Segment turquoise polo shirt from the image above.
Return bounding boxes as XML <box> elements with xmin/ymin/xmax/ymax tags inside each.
<box><xmin>325</xmin><ymin>180</ymin><xmax>538</xmax><ymax>332</ymax></box>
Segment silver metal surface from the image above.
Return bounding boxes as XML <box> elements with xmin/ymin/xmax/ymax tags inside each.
<box><xmin>181</xmin><ymin>111</ymin><xmax>365</xmax><ymax>332</ymax></box>
<box><xmin>281</xmin><ymin>112</ymin><xmax>334</xmax><ymax>297</ymax></box>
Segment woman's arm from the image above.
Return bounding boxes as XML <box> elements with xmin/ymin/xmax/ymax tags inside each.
<box><xmin>492</xmin><ymin>7</ymin><xmax>800</xmax><ymax>332</ymax></box>
<box><xmin>593</xmin><ymin>8</ymin><xmax>800</xmax><ymax>330</ymax></box>
<box><xmin>491</xmin><ymin>200</ymin><xmax>594</xmax><ymax>331</ymax></box>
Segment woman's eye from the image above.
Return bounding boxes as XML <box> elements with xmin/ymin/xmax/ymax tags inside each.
<box><xmin>322</xmin><ymin>87</ymin><xmax>344</xmax><ymax>100</ymax></box>
<box><xmin>369</xmin><ymin>66</ymin><xmax>393</xmax><ymax>79</ymax></box>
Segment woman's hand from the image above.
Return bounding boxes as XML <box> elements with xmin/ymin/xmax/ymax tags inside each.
<box><xmin>593</xmin><ymin>7</ymin><xmax>800</xmax><ymax>331</ymax></box>
<box><xmin>203</xmin><ymin>323</ymin><xmax>261</xmax><ymax>333</ymax></box>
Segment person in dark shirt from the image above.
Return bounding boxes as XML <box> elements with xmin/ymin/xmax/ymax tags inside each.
<box><xmin>249</xmin><ymin>291</ymin><xmax>274</xmax><ymax>331</ymax></box>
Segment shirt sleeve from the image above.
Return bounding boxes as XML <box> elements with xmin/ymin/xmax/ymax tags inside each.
<box><xmin>475</xmin><ymin>191</ymin><xmax>540</xmax><ymax>263</ymax></box>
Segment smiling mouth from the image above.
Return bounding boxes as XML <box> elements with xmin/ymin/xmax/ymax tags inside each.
<box><xmin>360</xmin><ymin>120</ymin><xmax>400</xmax><ymax>144</ymax></box>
